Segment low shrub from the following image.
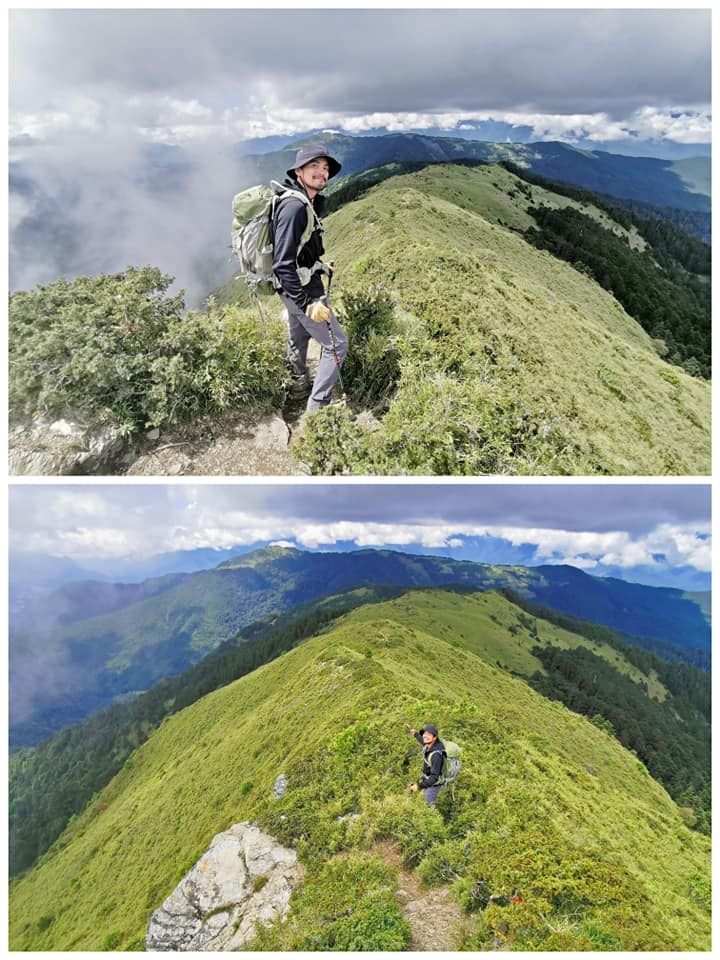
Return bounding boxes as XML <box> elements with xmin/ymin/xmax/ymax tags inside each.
<box><xmin>362</xmin><ymin>794</ymin><xmax>447</xmax><ymax>866</ymax></box>
<box><xmin>338</xmin><ymin>287</ymin><xmax>402</xmax><ymax>412</ymax></box>
<box><xmin>9</xmin><ymin>266</ymin><xmax>287</xmax><ymax>434</ymax></box>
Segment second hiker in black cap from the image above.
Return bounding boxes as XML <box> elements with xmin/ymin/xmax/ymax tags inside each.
<box><xmin>272</xmin><ymin>143</ymin><xmax>348</xmax><ymax>412</ymax></box>
<box><xmin>407</xmin><ymin>723</ymin><xmax>446</xmax><ymax>807</ymax></box>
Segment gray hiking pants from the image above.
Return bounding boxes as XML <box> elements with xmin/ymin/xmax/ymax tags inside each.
<box><xmin>280</xmin><ymin>294</ymin><xmax>348</xmax><ymax>412</ymax></box>
<box><xmin>423</xmin><ymin>785</ymin><xmax>441</xmax><ymax>807</ymax></box>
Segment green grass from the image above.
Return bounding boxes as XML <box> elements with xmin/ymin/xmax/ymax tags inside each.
<box><xmin>274</xmin><ymin>163</ymin><xmax>709</xmax><ymax>475</ymax></box>
<box><xmin>9</xmin><ymin>593</ymin><xmax>710</xmax><ymax>951</ymax></box>
<box><xmin>343</xmin><ymin>590</ymin><xmax>668</xmax><ymax>696</ymax></box>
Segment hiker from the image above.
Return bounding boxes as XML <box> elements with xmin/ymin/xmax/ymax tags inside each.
<box><xmin>407</xmin><ymin>723</ymin><xmax>446</xmax><ymax>807</ymax></box>
<box><xmin>272</xmin><ymin>143</ymin><xmax>348</xmax><ymax>412</ymax></box>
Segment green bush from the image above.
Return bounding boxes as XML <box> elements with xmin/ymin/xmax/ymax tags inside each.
<box><xmin>9</xmin><ymin>266</ymin><xmax>287</xmax><ymax>434</ymax></box>
<box><xmin>364</xmin><ymin>794</ymin><xmax>447</xmax><ymax>866</ymax></box>
<box><xmin>339</xmin><ymin>287</ymin><xmax>402</xmax><ymax>412</ymax></box>
<box><xmin>253</xmin><ymin>855</ymin><xmax>411</xmax><ymax>951</ymax></box>
<box><xmin>295</xmin><ymin>353</ymin><xmax>583</xmax><ymax>476</ymax></box>
<box><xmin>101</xmin><ymin>931</ymin><xmax>122</xmax><ymax>951</ymax></box>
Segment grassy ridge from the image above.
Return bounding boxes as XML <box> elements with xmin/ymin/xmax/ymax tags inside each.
<box><xmin>9</xmin><ymin>593</ymin><xmax>710</xmax><ymax>951</ymax></box>
<box><xmin>314</xmin><ymin>164</ymin><xmax>709</xmax><ymax>475</ymax></box>
<box><xmin>343</xmin><ymin>589</ymin><xmax>668</xmax><ymax>694</ymax></box>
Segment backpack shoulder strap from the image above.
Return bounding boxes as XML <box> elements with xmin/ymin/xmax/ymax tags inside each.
<box><xmin>270</xmin><ymin>180</ymin><xmax>320</xmax><ymax>249</ymax></box>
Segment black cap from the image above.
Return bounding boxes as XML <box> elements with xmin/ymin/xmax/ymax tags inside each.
<box><xmin>287</xmin><ymin>143</ymin><xmax>342</xmax><ymax>180</ymax></box>
<box><xmin>421</xmin><ymin>724</ymin><xmax>439</xmax><ymax>737</ymax></box>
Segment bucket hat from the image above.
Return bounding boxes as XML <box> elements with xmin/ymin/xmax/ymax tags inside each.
<box><xmin>287</xmin><ymin>143</ymin><xmax>342</xmax><ymax>180</ymax></box>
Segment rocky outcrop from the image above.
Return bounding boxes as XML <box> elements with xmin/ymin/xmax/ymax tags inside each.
<box><xmin>273</xmin><ymin>773</ymin><xmax>288</xmax><ymax>799</ymax></box>
<box><xmin>8</xmin><ymin>415</ymin><xmax>125</xmax><ymax>476</ymax></box>
<box><xmin>125</xmin><ymin>409</ymin><xmax>308</xmax><ymax>476</ymax></box>
<box><xmin>145</xmin><ymin>823</ymin><xmax>303</xmax><ymax>951</ymax></box>
<box><xmin>8</xmin><ymin>408</ymin><xmax>310</xmax><ymax>477</ymax></box>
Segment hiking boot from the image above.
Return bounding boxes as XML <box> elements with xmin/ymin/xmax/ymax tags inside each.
<box><xmin>289</xmin><ymin>374</ymin><xmax>312</xmax><ymax>399</ymax></box>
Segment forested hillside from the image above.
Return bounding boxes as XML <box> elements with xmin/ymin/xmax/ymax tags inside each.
<box><xmin>10</xmin><ymin>547</ymin><xmax>710</xmax><ymax>750</ymax></box>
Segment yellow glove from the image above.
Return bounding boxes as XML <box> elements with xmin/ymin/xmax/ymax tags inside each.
<box><xmin>306</xmin><ymin>300</ymin><xmax>330</xmax><ymax>323</ymax></box>
<box><xmin>408</xmin><ymin>783</ymin><xmax>419</xmax><ymax>793</ymax></box>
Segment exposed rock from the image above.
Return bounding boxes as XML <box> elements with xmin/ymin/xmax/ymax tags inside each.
<box><xmin>124</xmin><ymin>409</ymin><xmax>307</xmax><ymax>476</ymax></box>
<box><xmin>145</xmin><ymin>822</ymin><xmax>303</xmax><ymax>952</ymax></box>
<box><xmin>273</xmin><ymin>773</ymin><xmax>288</xmax><ymax>799</ymax></box>
<box><xmin>8</xmin><ymin>415</ymin><xmax>125</xmax><ymax>476</ymax></box>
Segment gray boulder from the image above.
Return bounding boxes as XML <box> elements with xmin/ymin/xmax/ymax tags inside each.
<box><xmin>8</xmin><ymin>415</ymin><xmax>125</xmax><ymax>476</ymax></box>
<box><xmin>145</xmin><ymin>822</ymin><xmax>303</xmax><ymax>951</ymax></box>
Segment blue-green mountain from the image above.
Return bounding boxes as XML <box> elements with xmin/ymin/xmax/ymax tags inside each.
<box><xmin>10</xmin><ymin>547</ymin><xmax>710</xmax><ymax>749</ymax></box>
<box><xmin>249</xmin><ymin>132</ymin><xmax>710</xmax><ymax>212</ymax></box>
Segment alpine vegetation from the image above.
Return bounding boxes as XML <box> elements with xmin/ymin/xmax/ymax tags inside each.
<box><xmin>8</xmin><ymin>588</ymin><xmax>711</xmax><ymax>951</ymax></box>
<box><xmin>9</xmin><ymin>160</ymin><xmax>711</xmax><ymax>476</ymax></box>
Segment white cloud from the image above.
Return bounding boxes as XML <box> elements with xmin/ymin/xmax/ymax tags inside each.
<box><xmin>11</xmin><ymin>101</ymin><xmax>711</xmax><ymax>149</ymax></box>
<box><xmin>477</xmin><ymin>522</ymin><xmax>712</xmax><ymax>573</ymax></box>
<box><xmin>12</xmin><ymin>506</ymin><xmax>711</xmax><ymax>577</ymax></box>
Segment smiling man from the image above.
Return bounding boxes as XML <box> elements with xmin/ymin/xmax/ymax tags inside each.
<box><xmin>272</xmin><ymin>143</ymin><xmax>348</xmax><ymax>412</ymax></box>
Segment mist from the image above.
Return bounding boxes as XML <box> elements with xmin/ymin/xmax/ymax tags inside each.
<box><xmin>9</xmin><ymin>132</ymin><xmax>256</xmax><ymax>308</ymax></box>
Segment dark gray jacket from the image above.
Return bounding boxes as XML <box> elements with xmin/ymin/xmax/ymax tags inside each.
<box><xmin>414</xmin><ymin>733</ymin><xmax>446</xmax><ymax>789</ymax></box>
<box><xmin>272</xmin><ymin>178</ymin><xmax>326</xmax><ymax>309</ymax></box>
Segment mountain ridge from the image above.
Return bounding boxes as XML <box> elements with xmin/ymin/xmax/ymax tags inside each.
<box><xmin>9</xmin><ymin>593</ymin><xmax>711</xmax><ymax>950</ymax></box>
<box><xmin>10</xmin><ymin>547</ymin><xmax>710</xmax><ymax>750</ymax></box>
<box><xmin>248</xmin><ymin>133</ymin><xmax>710</xmax><ymax>211</ymax></box>
<box><xmin>285</xmin><ymin>161</ymin><xmax>709</xmax><ymax>475</ymax></box>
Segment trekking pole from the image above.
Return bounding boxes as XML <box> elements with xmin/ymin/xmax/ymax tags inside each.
<box><xmin>323</xmin><ymin>260</ymin><xmax>346</xmax><ymax>397</ymax></box>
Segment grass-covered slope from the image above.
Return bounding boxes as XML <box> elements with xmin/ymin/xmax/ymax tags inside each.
<box><xmin>344</xmin><ymin>589</ymin><xmax>668</xmax><ymax>692</ymax></box>
<box><xmin>308</xmin><ymin>163</ymin><xmax>709</xmax><ymax>475</ymax></box>
<box><xmin>9</xmin><ymin>598</ymin><xmax>710</xmax><ymax>951</ymax></box>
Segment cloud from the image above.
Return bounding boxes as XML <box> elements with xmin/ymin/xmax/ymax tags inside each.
<box><xmin>479</xmin><ymin>522</ymin><xmax>712</xmax><ymax>573</ymax></box>
<box><xmin>8</xmin><ymin>484</ymin><xmax>711</xmax><ymax>582</ymax></box>
<box><xmin>8</xmin><ymin>9</ymin><xmax>710</xmax><ymax>298</ymax></box>
<box><xmin>9</xmin><ymin>122</ymin><xmax>249</xmax><ymax>304</ymax></box>
<box><xmin>10</xmin><ymin>9</ymin><xmax>710</xmax><ymax>143</ymax></box>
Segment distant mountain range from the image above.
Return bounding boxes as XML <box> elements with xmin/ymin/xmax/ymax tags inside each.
<box><xmin>245</xmin><ymin>132</ymin><xmax>710</xmax><ymax>213</ymax></box>
<box><xmin>9</xmin><ymin>546</ymin><xmax>710</xmax><ymax>749</ymax></box>
<box><xmin>232</xmin><ymin>122</ymin><xmax>712</xmax><ymax>162</ymax></box>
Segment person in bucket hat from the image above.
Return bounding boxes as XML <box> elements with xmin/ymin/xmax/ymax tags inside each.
<box><xmin>407</xmin><ymin>723</ymin><xmax>446</xmax><ymax>807</ymax></box>
<box><xmin>272</xmin><ymin>143</ymin><xmax>348</xmax><ymax>412</ymax></box>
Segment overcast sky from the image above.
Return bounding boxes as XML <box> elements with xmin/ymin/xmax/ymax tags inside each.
<box><xmin>8</xmin><ymin>482</ymin><xmax>711</xmax><ymax>589</ymax></box>
<box><xmin>8</xmin><ymin>6</ymin><xmax>712</xmax><ymax>301</ymax></box>
<box><xmin>9</xmin><ymin>7</ymin><xmax>712</xmax><ymax>146</ymax></box>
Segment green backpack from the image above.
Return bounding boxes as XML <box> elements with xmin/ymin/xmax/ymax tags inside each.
<box><xmin>230</xmin><ymin>180</ymin><xmax>319</xmax><ymax>290</ymax></box>
<box><xmin>440</xmin><ymin>740</ymin><xmax>462</xmax><ymax>786</ymax></box>
<box><xmin>427</xmin><ymin>740</ymin><xmax>462</xmax><ymax>787</ymax></box>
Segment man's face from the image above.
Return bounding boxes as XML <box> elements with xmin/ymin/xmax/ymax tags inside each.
<box><xmin>296</xmin><ymin>158</ymin><xmax>330</xmax><ymax>194</ymax></box>
<box><xmin>422</xmin><ymin>731</ymin><xmax>436</xmax><ymax>746</ymax></box>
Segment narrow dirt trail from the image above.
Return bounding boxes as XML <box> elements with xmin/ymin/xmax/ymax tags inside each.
<box><xmin>374</xmin><ymin>842</ymin><xmax>471</xmax><ymax>951</ymax></box>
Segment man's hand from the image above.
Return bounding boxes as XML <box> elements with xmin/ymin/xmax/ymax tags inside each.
<box><xmin>409</xmin><ymin>728</ymin><xmax>417</xmax><ymax>737</ymax></box>
<box><xmin>306</xmin><ymin>300</ymin><xmax>330</xmax><ymax>323</ymax></box>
